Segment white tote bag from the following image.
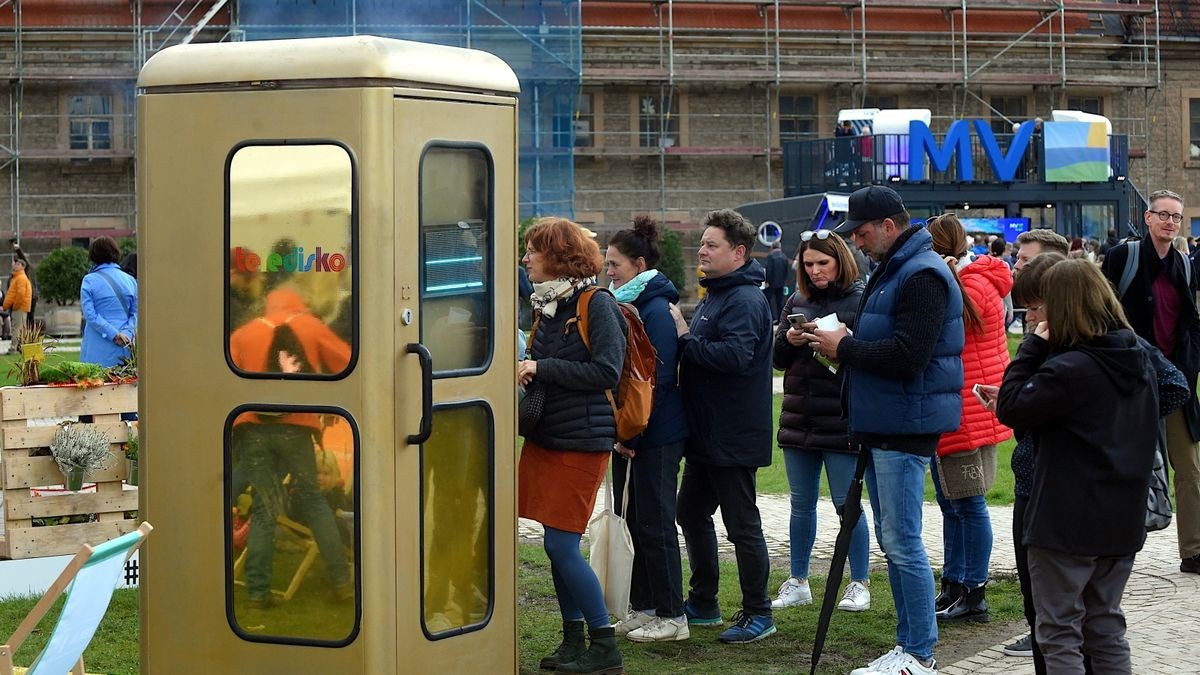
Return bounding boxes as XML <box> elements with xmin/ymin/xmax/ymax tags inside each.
<box><xmin>587</xmin><ymin>461</ymin><xmax>635</xmax><ymax>618</ymax></box>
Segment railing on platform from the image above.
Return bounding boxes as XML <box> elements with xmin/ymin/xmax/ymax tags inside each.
<box><xmin>782</xmin><ymin>133</ymin><xmax>1131</xmax><ymax>196</ymax></box>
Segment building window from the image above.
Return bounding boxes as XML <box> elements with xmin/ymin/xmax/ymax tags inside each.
<box><xmin>1190</xmin><ymin>98</ymin><xmax>1200</xmax><ymax>161</ymax></box>
<box><xmin>1067</xmin><ymin>96</ymin><xmax>1103</xmax><ymax>116</ymax></box>
<box><xmin>779</xmin><ymin>94</ymin><xmax>817</xmax><ymax>142</ymax></box>
<box><xmin>989</xmin><ymin>96</ymin><xmax>1027</xmax><ymax>135</ymax></box>
<box><xmin>638</xmin><ymin>93</ymin><xmax>679</xmax><ymax>148</ymax></box>
<box><xmin>554</xmin><ymin>94</ymin><xmax>593</xmax><ymax>148</ymax></box>
<box><xmin>68</xmin><ymin>95</ymin><xmax>112</xmax><ymax>150</ymax></box>
<box><xmin>862</xmin><ymin>95</ymin><xmax>898</xmax><ymax>111</ymax></box>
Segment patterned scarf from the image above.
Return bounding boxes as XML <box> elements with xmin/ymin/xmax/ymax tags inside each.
<box><xmin>530</xmin><ymin>277</ymin><xmax>591</xmax><ymax>318</ymax></box>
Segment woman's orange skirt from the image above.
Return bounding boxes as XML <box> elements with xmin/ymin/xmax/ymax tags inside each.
<box><xmin>518</xmin><ymin>440</ymin><xmax>610</xmax><ymax>534</ymax></box>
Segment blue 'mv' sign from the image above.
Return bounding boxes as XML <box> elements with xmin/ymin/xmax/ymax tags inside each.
<box><xmin>908</xmin><ymin>119</ymin><xmax>1038</xmax><ymax>182</ymax></box>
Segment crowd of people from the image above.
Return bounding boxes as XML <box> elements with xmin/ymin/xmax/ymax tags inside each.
<box><xmin>518</xmin><ymin>185</ymin><xmax>1200</xmax><ymax>675</ymax></box>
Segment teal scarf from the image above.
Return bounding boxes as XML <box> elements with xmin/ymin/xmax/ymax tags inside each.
<box><xmin>610</xmin><ymin>269</ymin><xmax>659</xmax><ymax>303</ymax></box>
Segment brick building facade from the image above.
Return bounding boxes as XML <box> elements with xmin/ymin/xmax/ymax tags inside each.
<box><xmin>2</xmin><ymin>0</ymin><xmax>1199</xmax><ymax>271</ymax></box>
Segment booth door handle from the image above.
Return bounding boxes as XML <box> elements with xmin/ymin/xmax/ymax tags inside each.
<box><xmin>406</xmin><ymin>343</ymin><xmax>433</xmax><ymax>445</ymax></box>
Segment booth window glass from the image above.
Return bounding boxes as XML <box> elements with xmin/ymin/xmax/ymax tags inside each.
<box><xmin>226</xmin><ymin>143</ymin><xmax>355</xmax><ymax>379</ymax></box>
<box><xmin>421</xmin><ymin>404</ymin><xmax>494</xmax><ymax>637</ymax></box>
<box><xmin>420</xmin><ymin>146</ymin><xmax>492</xmax><ymax>374</ymax></box>
<box><xmin>226</xmin><ymin>408</ymin><xmax>359</xmax><ymax>645</ymax></box>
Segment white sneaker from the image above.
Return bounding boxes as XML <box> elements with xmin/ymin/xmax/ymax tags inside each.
<box><xmin>866</xmin><ymin>651</ymin><xmax>937</xmax><ymax>675</ymax></box>
<box><xmin>614</xmin><ymin>609</ymin><xmax>654</xmax><ymax>636</ymax></box>
<box><xmin>770</xmin><ymin>577</ymin><xmax>812</xmax><ymax>608</ymax></box>
<box><xmin>626</xmin><ymin>615</ymin><xmax>690</xmax><ymax>643</ymax></box>
<box><xmin>837</xmin><ymin>580</ymin><xmax>871</xmax><ymax>612</ymax></box>
<box><xmin>850</xmin><ymin>646</ymin><xmax>903</xmax><ymax>675</ymax></box>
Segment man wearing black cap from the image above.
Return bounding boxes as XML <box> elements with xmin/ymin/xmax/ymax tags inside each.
<box><xmin>802</xmin><ymin>185</ymin><xmax>965</xmax><ymax>675</ymax></box>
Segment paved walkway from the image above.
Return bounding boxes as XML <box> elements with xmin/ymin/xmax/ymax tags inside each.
<box><xmin>519</xmin><ymin>492</ymin><xmax>1200</xmax><ymax>672</ymax></box>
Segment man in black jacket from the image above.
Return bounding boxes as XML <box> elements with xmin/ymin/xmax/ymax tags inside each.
<box><xmin>1101</xmin><ymin>188</ymin><xmax>1200</xmax><ymax>575</ymax></box>
<box><xmin>762</xmin><ymin>241</ymin><xmax>789</xmax><ymax>321</ymax></box>
<box><xmin>668</xmin><ymin>209</ymin><xmax>776</xmax><ymax>644</ymax></box>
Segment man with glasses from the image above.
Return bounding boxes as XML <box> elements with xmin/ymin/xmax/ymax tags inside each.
<box><xmin>1102</xmin><ymin>189</ymin><xmax>1200</xmax><ymax>575</ymax></box>
<box><xmin>804</xmin><ymin>185</ymin><xmax>964</xmax><ymax>675</ymax></box>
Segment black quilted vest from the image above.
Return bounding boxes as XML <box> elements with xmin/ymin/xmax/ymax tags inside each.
<box><xmin>527</xmin><ymin>292</ymin><xmax>618</xmax><ymax>452</ymax></box>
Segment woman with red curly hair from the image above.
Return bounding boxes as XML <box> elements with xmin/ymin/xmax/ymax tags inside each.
<box><xmin>518</xmin><ymin>217</ymin><xmax>627</xmax><ymax>675</ymax></box>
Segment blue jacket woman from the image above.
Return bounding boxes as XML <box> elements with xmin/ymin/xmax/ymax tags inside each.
<box><xmin>80</xmin><ymin>236</ymin><xmax>137</xmax><ymax>367</ymax></box>
<box><xmin>604</xmin><ymin>216</ymin><xmax>689</xmax><ymax>643</ymax></box>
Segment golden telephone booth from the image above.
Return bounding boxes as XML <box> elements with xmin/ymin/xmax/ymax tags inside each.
<box><xmin>137</xmin><ymin>36</ymin><xmax>518</xmax><ymax>672</ymax></box>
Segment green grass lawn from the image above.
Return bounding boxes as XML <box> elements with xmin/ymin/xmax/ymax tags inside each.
<box><xmin>0</xmin><ymin>588</ymin><xmax>139</xmax><ymax>675</ymax></box>
<box><xmin>0</xmin><ymin>349</ymin><xmax>82</xmax><ymax>387</ymax></box>
<box><xmin>0</xmin><ymin>544</ymin><xmax>1025</xmax><ymax>675</ymax></box>
<box><xmin>522</xmin><ymin>543</ymin><xmax>1023</xmax><ymax>674</ymax></box>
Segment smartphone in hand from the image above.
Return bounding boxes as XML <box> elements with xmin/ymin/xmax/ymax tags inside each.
<box><xmin>787</xmin><ymin>313</ymin><xmax>808</xmax><ymax>329</ymax></box>
<box><xmin>972</xmin><ymin>383</ymin><xmax>990</xmax><ymax>406</ymax></box>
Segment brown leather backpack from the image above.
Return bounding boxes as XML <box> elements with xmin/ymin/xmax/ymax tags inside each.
<box><xmin>576</xmin><ymin>286</ymin><xmax>658</xmax><ymax>443</ymax></box>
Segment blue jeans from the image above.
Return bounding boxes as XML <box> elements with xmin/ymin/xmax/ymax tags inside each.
<box><xmin>782</xmin><ymin>449</ymin><xmax>869</xmax><ymax>581</ymax></box>
<box><xmin>864</xmin><ymin>448</ymin><xmax>937</xmax><ymax>661</ymax></box>
<box><xmin>237</xmin><ymin>423</ymin><xmax>350</xmax><ymax>600</ymax></box>
<box><xmin>930</xmin><ymin>459</ymin><xmax>993</xmax><ymax>588</ymax></box>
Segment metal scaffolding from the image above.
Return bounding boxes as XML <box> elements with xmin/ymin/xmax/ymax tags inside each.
<box><xmin>0</xmin><ymin>0</ymin><xmax>581</xmax><ymax>237</ymax></box>
<box><xmin>574</xmin><ymin>0</ymin><xmax>1165</xmax><ymax>224</ymax></box>
<box><xmin>0</xmin><ymin>0</ymin><xmax>1175</xmax><ymax>235</ymax></box>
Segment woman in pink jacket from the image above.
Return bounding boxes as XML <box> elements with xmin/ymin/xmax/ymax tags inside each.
<box><xmin>926</xmin><ymin>216</ymin><xmax>1013</xmax><ymax>624</ymax></box>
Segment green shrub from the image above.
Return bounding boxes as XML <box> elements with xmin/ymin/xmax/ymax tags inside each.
<box><xmin>37</xmin><ymin>246</ymin><xmax>91</xmax><ymax>305</ymax></box>
<box><xmin>118</xmin><ymin>237</ymin><xmax>137</xmax><ymax>259</ymax></box>
<box><xmin>516</xmin><ymin>217</ymin><xmax>535</xmax><ymax>261</ymax></box>
<box><xmin>659</xmin><ymin>226</ymin><xmax>686</xmax><ymax>293</ymax></box>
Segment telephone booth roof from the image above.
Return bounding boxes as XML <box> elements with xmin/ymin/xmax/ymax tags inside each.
<box><xmin>137</xmin><ymin>34</ymin><xmax>521</xmax><ymax>94</ymax></box>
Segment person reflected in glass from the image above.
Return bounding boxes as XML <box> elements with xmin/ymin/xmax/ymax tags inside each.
<box><xmin>423</xmin><ymin>415</ymin><xmax>489</xmax><ymax>634</ymax></box>
<box><xmin>79</xmin><ymin>236</ymin><xmax>137</xmax><ymax>367</ymax></box>
<box><xmin>229</xmin><ymin>287</ymin><xmax>353</xmax><ymax>610</ymax></box>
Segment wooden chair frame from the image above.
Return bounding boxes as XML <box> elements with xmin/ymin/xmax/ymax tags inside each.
<box><xmin>0</xmin><ymin>522</ymin><xmax>152</xmax><ymax>675</ymax></box>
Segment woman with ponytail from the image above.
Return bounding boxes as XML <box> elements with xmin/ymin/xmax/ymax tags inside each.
<box><xmin>603</xmin><ymin>215</ymin><xmax>690</xmax><ymax>643</ymax></box>
<box><xmin>925</xmin><ymin>214</ymin><xmax>1013</xmax><ymax>624</ymax></box>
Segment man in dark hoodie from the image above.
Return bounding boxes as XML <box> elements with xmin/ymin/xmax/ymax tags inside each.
<box><xmin>806</xmin><ymin>185</ymin><xmax>964</xmax><ymax>675</ymax></box>
<box><xmin>668</xmin><ymin>208</ymin><xmax>776</xmax><ymax>644</ymax></box>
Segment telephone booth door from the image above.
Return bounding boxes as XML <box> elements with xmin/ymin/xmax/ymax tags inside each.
<box><xmin>391</xmin><ymin>94</ymin><xmax>518</xmax><ymax>670</ymax></box>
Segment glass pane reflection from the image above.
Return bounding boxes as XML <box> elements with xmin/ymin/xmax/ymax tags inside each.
<box><xmin>420</xmin><ymin>147</ymin><xmax>492</xmax><ymax>374</ymax></box>
<box><xmin>423</xmin><ymin>404</ymin><xmax>493</xmax><ymax>636</ymax></box>
<box><xmin>227</xmin><ymin>143</ymin><xmax>354</xmax><ymax>378</ymax></box>
<box><xmin>229</xmin><ymin>409</ymin><xmax>358</xmax><ymax>643</ymax></box>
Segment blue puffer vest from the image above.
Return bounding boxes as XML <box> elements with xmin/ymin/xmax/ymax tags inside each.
<box><xmin>849</xmin><ymin>227</ymin><xmax>965</xmax><ymax>435</ymax></box>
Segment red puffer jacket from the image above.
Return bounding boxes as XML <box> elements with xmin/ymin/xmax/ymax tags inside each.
<box><xmin>938</xmin><ymin>254</ymin><xmax>1014</xmax><ymax>456</ymax></box>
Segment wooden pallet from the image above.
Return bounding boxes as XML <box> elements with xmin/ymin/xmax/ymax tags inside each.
<box><xmin>0</xmin><ymin>384</ymin><xmax>138</xmax><ymax>560</ymax></box>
